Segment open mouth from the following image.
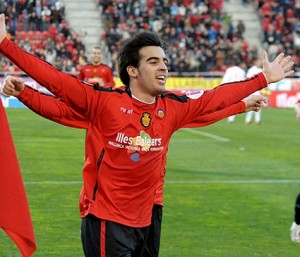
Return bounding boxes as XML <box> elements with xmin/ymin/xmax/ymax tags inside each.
<box><xmin>156</xmin><ymin>75</ymin><xmax>167</xmax><ymax>82</ymax></box>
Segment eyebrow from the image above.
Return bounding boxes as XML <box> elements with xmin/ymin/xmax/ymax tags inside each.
<box><xmin>146</xmin><ymin>57</ymin><xmax>169</xmax><ymax>64</ymax></box>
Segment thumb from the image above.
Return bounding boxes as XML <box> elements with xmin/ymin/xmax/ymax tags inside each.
<box><xmin>0</xmin><ymin>13</ymin><xmax>6</xmax><ymax>42</ymax></box>
<box><xmin>262</xmin><ymin>50</ymin><xmax>268</xmax><ymax>64</ymax></box>
<box><xmin>0</xmin><ymin>13</ymin><xmax>4</xmax><ymax>24</ymax></box>
<box><xmin>11</xmin><ymin>77</ymin><xmax>25</xmax><ymax>92</ymax></box>
<box><xmin>11</xmin><ymin>77</ymin><xmax>23</xmax><ymax>84</ymax></box>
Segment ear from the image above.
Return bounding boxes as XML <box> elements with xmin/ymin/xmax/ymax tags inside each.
<box><xmin>127</xmin><ymin>66</ymin><xmax>138</xmax><ymax>78</ymax></box>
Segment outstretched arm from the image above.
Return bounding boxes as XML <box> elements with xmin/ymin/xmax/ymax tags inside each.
<box><xmin>180</xmin><ymin>51</ymin><xmax>294</xmax><ymax>125</ymax></box>
<box><xmin>1</xmin><ymin>76</ymin><xmax>89</xmax><ymax>129</ymax></box>
<box><xmin>183</xmin><ymin>95</ymin><xmax>266</xmax><ymax>128</ymax></box>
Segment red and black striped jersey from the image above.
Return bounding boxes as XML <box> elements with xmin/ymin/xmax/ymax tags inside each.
<box><xmin>78</xmin><ymin>63</ymin><xmax>115</xmax><ymax>87</ymax></box>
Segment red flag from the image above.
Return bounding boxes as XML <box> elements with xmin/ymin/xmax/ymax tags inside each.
<box><xmin>0</xmin><ymin>99</ymin><xmax>36</xmax><ymax>256</ymax></box>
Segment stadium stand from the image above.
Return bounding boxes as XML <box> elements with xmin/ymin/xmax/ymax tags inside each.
<box><xmin>258</xmin><ymin>0</ymin><xmax>300</xmax><ymax>72</ymax></box>
<box><xmin>97</xmin><ymin>0</ymin><xmax>260</xmax><ymax>74</ymax></box>
<box><xmin>0</xmin><ymin>0</ymin><xmax>85</xmax><ymax>74</ymax></box>
<box><xmin>97</xmin><ymin>0</ymin><xmax>300</xmax><ymax>74</ymax></box>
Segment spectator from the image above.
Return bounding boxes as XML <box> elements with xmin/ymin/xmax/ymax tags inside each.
<box><xmin>245</xmin><ymin>57</ymin><xmax>263</xmax><ymax>125</ymax></box>
<box><xmin>294</xmin><ymin>99</ymin><xmax>300</xmax><ymax>120</ymax></box>
<box><xmin>98</xmin><ymin>0</ymin><xmax>257</xmax><ymax>73</ymax></box>
<box><xmin>78</xmin><ymin>46</ymin><xmax>115</xmax><ymax>87</ymax></box>
<box><xmin>221</xmin><ymin>58</ymin><xmax>247</xmax><ymax>122</ymax></box>
<box><xmin>236</xmin><ymin>20</ymin><xmax>246</xmax><ymax>39</ymax></box>
<box><xmin>1</xmin><ymin>0</ymin><xmax>85</xmax><ymax>73</ymax></box>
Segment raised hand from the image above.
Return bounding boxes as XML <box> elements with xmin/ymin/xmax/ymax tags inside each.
<box><xmin>262</xmin><ymin>50</ymin><xmax>294</xmax><ymax>84</ymax></box>
<box><xmin>0</xmin><ymin>14</ymin><xmax>7</xmax><ymax>43</ymax></box>
<box><xmin>1</xmin><ymin>75</ymin><xmax>25</xmax><ymax>97</ymax></box>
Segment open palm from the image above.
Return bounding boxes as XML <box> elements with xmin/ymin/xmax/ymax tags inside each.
<box><xmin>262</xmin><ymin>50</ymin><xmax>294</xmax><ymax>83</ymax></box>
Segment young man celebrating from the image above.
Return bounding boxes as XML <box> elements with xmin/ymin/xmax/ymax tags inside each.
<box><xmin>1</xmin><ymin>75</ymin><xmax>267</xmax><ymax>257</ymax></box>
<box><xmin>0</xmin><ymin>13</ymin><xmax>294</xmax><ymax>256</ymax></box>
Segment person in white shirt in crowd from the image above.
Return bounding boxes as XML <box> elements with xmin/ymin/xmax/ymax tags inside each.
<box><xmin>294</xmin><ymin>99</ymin><xmax>300</xmax><ymax>120</ymax></box>
<box><xmin>245</xmin><ymin>57</ymin><xmax>263</xmax><ymax>124</ymax></box>
<box><xmin>221</xmin><ymin>58</ymin><xmax>247</xmax><ymax>122</ymax></box>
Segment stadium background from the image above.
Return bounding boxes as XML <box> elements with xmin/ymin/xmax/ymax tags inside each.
<box><xmin>1</xmin><ymin>0</ymin><xmax>300</xmax><ymax>109</ymax></box>
<box><xmin>1</xmin><ymin>1</ymin><xmax>300</xmax><ymax>256</ymax></box>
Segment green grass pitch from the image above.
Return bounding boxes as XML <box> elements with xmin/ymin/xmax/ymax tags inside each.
<box><xmin>1</xmin><ymin>107</ymin><xmax>300</xmax><ymax>256</ymax></box>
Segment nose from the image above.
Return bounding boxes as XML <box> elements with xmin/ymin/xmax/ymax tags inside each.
<box><xmin>159</xmin><ymin>61</ymin><xmax>168</xmax><ymax>71</ymax></box>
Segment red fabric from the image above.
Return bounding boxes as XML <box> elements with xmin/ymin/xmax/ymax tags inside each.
<box><xmin>0</xmin><ymin>100</ymin><xmax>36</xmax><ymax>257</ymax></box>
<box><xmin>18</xmin><ymin>86</ymin><xmax>245</xmax><ymax>210</ymax></box>
<box><xmin>78</xmin><ymin>64</ymin><xmax>115</xmax><ymax>87</ymax></box>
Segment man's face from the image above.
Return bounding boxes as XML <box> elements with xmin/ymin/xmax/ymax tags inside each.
<box><xmin>92</xmin><ymin>48</ymin><xmax>102</xmax><ymax>65</ymax></box>
<box><xmin>134</xmin><ymin>46</ymin><xmax>169</xmax><ymax>97</ymax></box>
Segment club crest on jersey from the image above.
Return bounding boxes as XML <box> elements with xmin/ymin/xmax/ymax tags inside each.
<box><xmin>157</xmin><ymin>109</ymin><xmax>165</xmax><ymax>119</ymax></box>
<box><xmin>141</xmin><ymin>112</ymin><xmax>151</xmax><ymax>127</ymax></box>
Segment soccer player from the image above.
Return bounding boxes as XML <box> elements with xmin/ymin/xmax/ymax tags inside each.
<box><xmin>78</xmin><ymin>46</ymin><xmax>115</xmax><ymax>87</ymax></box>
<box><xmin>294</xmin><ymin>99</ymin><xmax>300</xmax><ymax>120</ymax></box>
<box><xmin>0</xmin><ymin>13</ymin><xmax>294</xmax><ymax>256</ymax></box>
<box><xmin>245</xmin><ymin>57</ymin><xmax>264</xmax><ymax>125</ymax></box>
<box><xmin>290</xmin><ymin>193</ymin><xmax>300</xmax><ymax>242</ymax></box>
<box><xmin>221</xmin><ymin>59</ymin><xmax>247</xmax><ymax>123</ymax></box>
<box><xmin>1</xmin><ymin>75</ymin><xmax>267</xmax><ymax>257</ymax></box>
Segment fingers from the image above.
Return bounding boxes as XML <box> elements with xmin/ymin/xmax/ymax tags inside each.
<box><xmin>1</xmin><ymin>83</ymin><xmax>14</xmax><ymax>97</ymax></box>
<box><xmin>253</xmin><ymin>101</ymin><xmax>264</xmax><ymax>112</ymax></box>
<box><xmin>282</xmin><ymin>57</ymin><xmax>295</xmax><ymax>77</ymax></box>
<box><xmin>283</xmin><ymin>61</ymin><xmax>294</xmax><ymax>77</ymax></box>
<box><xmin>280</xmin><ymin>55</ymin><xmax>294</xmax><ymax>72</ymax></box>
<box><xmin>1</xmin><ymin>75</ymin><xmax>22</xmax><ymax>97</ymax></box>
<box><xmin>280</xmin><ymin>55</ymin><xmax>292</xmax><ymax>65</ymax></box>
<box><xmin>285</xmin><ymin>69</ymin><xmax>295</xmax><ymax>77</ymax></box>
<box><xmin>274</xmin><ymin>52</ymin><xmax>285</xmax><ymax>64</ymax></box>
<box><xmin>262</xmin><ymin>49</ymin><xmax>268</xmax><ymax>61</ymax></box>
<box><xmin>243</xmin><ymin>95</ymin><xmax>267</xmax><ymax>112</ymax></box>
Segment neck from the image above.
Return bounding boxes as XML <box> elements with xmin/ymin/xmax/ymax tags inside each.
<box><xmin>131</xmin><ymin>92</ymin><xmax>156</xmax><ymax>104</ymax></box>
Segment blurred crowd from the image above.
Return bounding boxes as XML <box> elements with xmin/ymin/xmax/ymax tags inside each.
<box><xmin>99</xmin><ymin>0</ymin><xmax>255</xmax><ymax>73</ymax></box>
<box><xmin>0</xmin><ymin>0</ymin><xmax>85</xmax><ymax>74</ymax></box>
<box><xmin>99</xmin><ymin>0</ymin><xmax>300</xmax><ymax>74</ymax></box>
<box><xmin>0</xmin><ymin>0</ymin><xmax>300</xmax><ymax>75</ymax></box>
<box><xmin>258</xmin><ymin>0</ymin><xmax>300</xmax><ymax>72</ymax></box>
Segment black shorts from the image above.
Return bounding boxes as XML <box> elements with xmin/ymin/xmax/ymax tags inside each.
<box><xmin>81</xmin><ymin>214</ymin><xmax>150</xmax><ymax>257</ymax></box>
<box><xmin>142</xmin><ymin>204</ymin><xmax>163</xmax><ymax>257</ymax></box>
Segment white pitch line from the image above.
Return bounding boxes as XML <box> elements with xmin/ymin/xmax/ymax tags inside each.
<box><xmin>24</xmin><ymin>180</ymin><xmax>300</xmax><ymax>185</ymax></box>
<box><xmin>25</xmin><ymin>181</ymin><xmax>83</xmax><ymax>185</ymax></box>
<box><xmin>166</xmin><ymin>180</ymin><xmax>300</xmax><ymax>184</ymax></box>
<box><xmin>16</xmin><ymin>138</ymin><xmax>84</xmax><ymax>143</ymax></box>
<box><xmin>182</xmin><ymin>128</ymin><xmax>230</xmax><ymax>142</ymax></box>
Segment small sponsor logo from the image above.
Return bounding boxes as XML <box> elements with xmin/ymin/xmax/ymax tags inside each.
<box><xmin>186</xmin><ymin>90</ymin><xmax>204</xmax><ymax>99</ymax></box>
<box><xmin>120</xmin><ymin>107</ymin><xmax>133</xmax><ymax>114</ymax></box>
